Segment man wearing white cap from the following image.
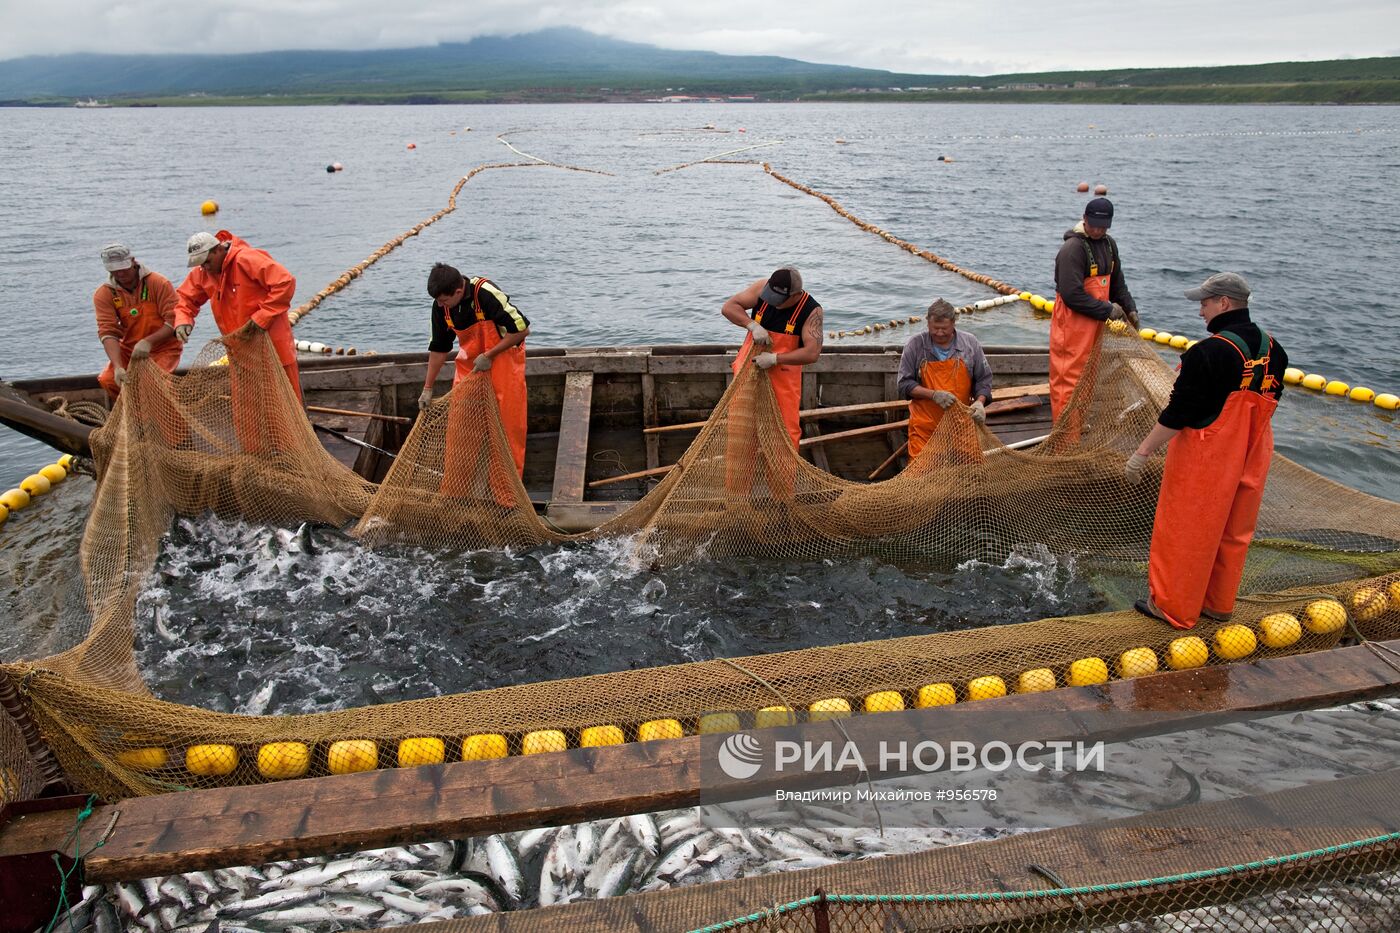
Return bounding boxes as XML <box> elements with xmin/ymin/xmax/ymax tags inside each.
<box><xmin>92</xmin><ymin>244</ymin><xmax>181</xmax><ymax>398</ymax></box>
<box><xmin>175</xmin><ymin>230</ymin><xmax>301</xmax><ymax>401</ymax></box>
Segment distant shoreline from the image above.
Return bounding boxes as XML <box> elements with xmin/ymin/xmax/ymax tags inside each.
<box><xmin>6</xmin><ymin>86</ymin><xmax>1400</xmax><ymax>108</ymax></box>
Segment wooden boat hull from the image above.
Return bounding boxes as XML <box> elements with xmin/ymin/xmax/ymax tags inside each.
<box><xmin>0</xmin><ymin>344</ymin><xmax>1053</xmax><ymax>530</ymax></box>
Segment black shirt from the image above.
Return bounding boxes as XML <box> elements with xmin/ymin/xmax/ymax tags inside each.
<box><xmin>1053</xmin><ymin>229</ymin><xmax>1137</xmax><ymax>321</ymax></box>
<box><xmin>428</xmin><ymin>277</ymin><xmax>529</xmax><ymax>353</ymax></box>
<box><xmin>752</xmin><ymin>292</ymin><xmax>822</xmax><ymax>347</ymax></box>
<box><xmin>1158</xmin><ymin>308</ymin><xmax>1288</xmax><ymax>430</ymax></box>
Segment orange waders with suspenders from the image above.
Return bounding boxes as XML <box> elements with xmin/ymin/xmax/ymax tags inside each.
<box><xmin>907</xmin><ymin>356</ymin><xmax>972</xmax><ymax>459</ymax></box>
<box><xmin>442</xmin><ymin>278</ymin><xmax>528</xmax><ymax>497</ymax></box>
<box><xmin>1049</xmin><ymin>239</ymin><xmax>1114</xmax><ymax>425</ymax></box>
<box><xmin>727</xmin><ymin>293</ymin><xmax>816</xmax><ymax>497</ymax></box>
<box><xmin>1148</xmin><ymin>331</ymin><xmax>1280</xmax><ymax>629</ymax></box>
<box><xmin>97</xmin><ymin>278</ymin><xmax>183</xmax><ymax>398</ymax></box>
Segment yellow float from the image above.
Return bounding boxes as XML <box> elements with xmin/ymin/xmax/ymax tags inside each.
<box><xmin>257</xmin><ymin>742</ymin><xmax>310</xmax><ymax>779</ymax></box>
<box><xmin>1302</xmin><ymin>599</ymin><xmax>1347</xmax><ymax>634</ymax></box>
<box><xmin>186</xmin><ymin>744</ymin><xmax>238</xmax><ymax>776</ymax></box>
<box><xmin>1324</xmin><ymin>380</ymin><xmax>1350</xmax><ymax>396</ymax></box>
<box><xmin>0</xmin><ymin>503</ymin><xmax>7</xmax><ymax>527</ymax></box>
<box><xmin>1257</xmin><ymin>613</ymin><xmax>1302</xmax><ymax>648</ymax></box>
<box><xmin>1300</xmin><ymin>374</ymin><xmax>1327</xmax><ymax>390</ymax></box>
<box><xmin>1153</xmin><ymin>332</ymin><xmax>1175</xmax><ymax>345</ymax></box>
<box><xmin>116</xmin><ymin>747</ymin><xmax>170</xmax><ymax>771</ymax></box>
<box><xmin>1168</xmin><ymin>335</ymin><xmax>1190</xmax><ymax>349</ymax></box>
<box><xmin>1375</xmin><ymin>393</ymin><xmax>1399</xmax><ymax>411</ymax></box>
<box><xmin>397</xmin><ymin>737</ymin><xmax>445</xmax><ymax>766</ymax></box>
<box><xmin>698</xmin><ymin>712</ymin><xmax>741</xmax><ymax>733</ymax></box>
<box><xmin>1166</xmin><ymin>636</ymin><xmax>1209</xmax><ymax>671</ymax></box>
<box><xmin>2</xmin><ymin>489</ymin><xmax>31</xmax><ymax>511</ymax></box>
<box><xmin>1117</xmin><ymin>647</ymin><xmax>1159</xmax><ymax>678</ymax></box>
<box><xmin>755</xmin><ymin>706</ymin><xmax>796</xmax><ymax>728</ymax></box>
<box><xmin>522</xmin><ymin>730</ymin><xmax>567</xmax><ymax>754</ymax></box>
<box><xmin>201</xmin><ymin>200</ymin><xmax>219</xmax><ymax>215</ymax></box>
<box><xmin>638</xmin><ymin>719</ymin><xmax>684</xmax><ymax>741</ymax></box>
<box><xmin>966</xmin><ymin>676</ymin><xmax>1007</xmax><ymax>701</ymax></box>
<box><xmin>1212</xmin><ymin>624</ymin><xmax>1257</xmax><ymax>660</ymax></box>
<box><xmin>1350</xmin><ymin>586</ymin><xmax>1389</xmax><ymax>623</ymax></box>
<box><xmin>1349</xmin><ymin>387</ymin><xmax>1376</xmax><ymax>402</ymax></box>
<box><xmin>580</xmin><ymin>726</ymin><xmax>625</xmax><ymax>747</ymax></box>
<box><xmin>19</xmin><ymin>474</ymin><xmax>50</xmax><ymax>496</ymax></box>
<box><xmin>327</xmin><ymin>740</ymin><xmax>378</xmax><ymax>775</ymax></box>
<box><xmin>809</xmin><ymin>698</ymin><xmax>852</xmax><ymax>721</ymax></box>
<box><xmin>1016</xmin><ymin>668</ymin><xmax>1056</xmax><ymax>693</ymax></box>
<box><xmin>461</xmin><ymin>734</ymin><xmax>509</xmax><ymax>760</ymax></box>
<box><xmin>1282</xmin><ymin>368</ymin><xmax>1304</xmax><ymax>385</ymax></box>
<box><xmin>39</xmin><ymin>464</ymin><xmax>66</xmax><ymax>484</ymax></box>
<box><xmin>863</xmin><ymin>691</ymin><xmax>905</xmax><ymax>713</ymax></box>
<box><xmin>1067</xmin><ymin>657</ymin><xmax>1109</xmax><ymax>686</ymax></box>
<box><xmin>916</xmin><ymin>683</ymin><xmax>957</xmax><ymax>707</ymax></box>
<box><xmin>1139</xmin><ymin>328</ymin><xmax>1157</xmax><ymax>340</ymax></box>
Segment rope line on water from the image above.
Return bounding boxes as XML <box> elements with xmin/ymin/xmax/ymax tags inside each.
<box><xmin>495</xmin><ymin>133</ymin><xmax>616</xmax><ymax>176</ymax></box>
<box><xmin>654</xmin><ymin>140</ymin><xmax>783</xmax><ymax>175</ymax></box>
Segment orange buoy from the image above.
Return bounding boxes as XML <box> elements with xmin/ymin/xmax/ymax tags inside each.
<box><xmin>406</xmin><ymin>142</ymin><xmax>417</xmax><ymax>150</ymax></box>
<box><xmin>1076</xmin><ymin>182</ymin><xmax>1090</xmax><ymax>192</ymax></box>
<box><xmin>1094</xmin><ymin>184</ymin><xmax>1108</xmax><ymax>195</ymax></box>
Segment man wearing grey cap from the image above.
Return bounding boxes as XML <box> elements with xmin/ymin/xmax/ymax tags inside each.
<box><xmin>1126</xmin><ymin>272</ymin><xmax>1288</xmax><ymax>630</ymax></box>
<box><xmin>1049</xmin><ymin>197</ymin><xmax>1139</xmax><ymax>421</ymax></box>
<box><xmin>92</xmin><ymin>243</ymin><xmax>181</xmax><ymax>398</ymax></box>
<box><xmin>722</xmin><ymin>266</ymin><xmax>824</xmax><ymax>449</ymax></box>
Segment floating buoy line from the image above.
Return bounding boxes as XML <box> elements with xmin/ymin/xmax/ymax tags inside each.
<box><xmin>0</xmin><ymin>454</ymin><xmax>77</xmax><ymax>534</ymax></box>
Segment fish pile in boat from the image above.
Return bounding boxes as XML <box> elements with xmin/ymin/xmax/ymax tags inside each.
<box><xmin>65</xmin><ymin>802</ymin><xmax>997</xmax><ymax>931</ymax></box>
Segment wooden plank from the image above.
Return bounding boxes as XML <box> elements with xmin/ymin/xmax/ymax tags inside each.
<box><xmin>640</xmin><ymin>374</ymin><xmax>659</xmax><ymax>472</ymax></box>
<box><xmin>800</xmin><ymin>373</ymin><xmax>830</xmax><ymax>471</ymax></box>
<box><xmin>550</xmin><ymin>372</ymin><xmax>594</xmax><ymax>503</ymax></box>
<box><xmin>543</xmin><ymin>500</ymin><xmax>634</xmax><ymax>532</ymax></box>
<box><xmin>9</xmin><ymin>638</ymin><xmax>1386</xmax><ymax>883</ymax></box>
<box><xmin>644</xmin><ymin>383</ymin><xmax>1050</xmax><ymax>435</ymax></box>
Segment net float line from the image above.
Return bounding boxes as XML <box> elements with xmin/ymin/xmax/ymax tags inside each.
<box><xmin>287</xmin><ymin>160</ymin><xmax>596</xmax><ymax>330</ymax></box>
<box><xmin>495</xmin><ymin>133</ymin><xmax>615</xmax><ymax>176</ymax></box>
<box><xmin>654</xmin><ymin>140</ymin><xmax>783</xmax><ymax>175</ymax></box>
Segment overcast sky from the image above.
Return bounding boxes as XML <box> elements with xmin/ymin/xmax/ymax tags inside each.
<box><xmin>3</xmin><ymin>0</ymin><xmax>1398</xmax><ymax>72</ymax></box>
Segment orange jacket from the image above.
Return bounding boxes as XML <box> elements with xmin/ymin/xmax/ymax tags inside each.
<box><xmin>175</xmin><ymin>231</ymin><xmax>298</xmax><ymax>365</ymax></box>
<box><xmin>93</xmin><ymin>265</ymin><xmax>178</xmax><ymax>353</ymax></box>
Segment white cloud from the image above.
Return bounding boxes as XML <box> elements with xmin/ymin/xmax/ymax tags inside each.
<box><xmin>1</xmin><ymin>0</ymin><xmax>1397</xmax><ymax>71</ymax></box>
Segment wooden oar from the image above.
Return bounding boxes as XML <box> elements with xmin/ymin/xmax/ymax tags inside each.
<box><xmin>305</xmin><ymin>404</ymin><xmax>412</xmax><ymax>425</ymax></box>
<box><xmin>868</xmin><ymin>442</ymin><xmax>908</xmax><ymax>480</ymax></box>
<box><xmin>643</xmin><ymin>382</ymin><xmax>1050</xmax><ymax>435</ymax></box>
<box><xmin>596</xmin><ymin>395</ymin><xmax>1047</xmax><ymax>489</ymax></box>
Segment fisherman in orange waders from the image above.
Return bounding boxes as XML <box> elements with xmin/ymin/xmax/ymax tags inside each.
<box><xmin>721</xmin><ymin>267</ymin><xmax>824</xmax><ymax>498</ymax></box>
<box><xmin>420</xmin><ymin>264</ymin><xmax>530</xmax><ymax>493</ymax></box>
<box><xmin>1049</xmin><ymin>197</ymin><xmax>1140</xmax><ymax>424</ymax></box>
<box><xmin>176</xmin><ymin>232</ymin><xmax>301</xmax><ymax>452</ymax></box>
<box><xmin>1126</xmin><ymin>273</ymin><xmax>1288</xmax><ymax>629</ymax></box>
<box><xmin>92</xmin><ymin>244</ymin><xmax>182</xmax><ymax>398</ymax></box>
<box><xmin>897</xmin><ymin>299</ymin><xmax>993</xmax><ymax>460</ymax></box>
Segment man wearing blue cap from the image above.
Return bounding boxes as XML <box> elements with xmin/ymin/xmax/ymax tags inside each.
<box><xmin>1049</xmin><ymin>197</ymin><xmax>1139</xmax><ymax>421</ymax></box>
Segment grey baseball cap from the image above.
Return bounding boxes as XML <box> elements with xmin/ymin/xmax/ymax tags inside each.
<box><xmin>187</xmin><ymin>231</ymin><xmax>220</xmax><ymax>267</ymax></box>
<box><xmin>1184</xmin><ymin>272</ymin><xmax>1251</xmax><ymax>302</ymax></box>
<box><xmin>759</xmin><ymin>266</ymin><xmax>803</xmax><ymax>307</ymax></box>
<box><xmin>100</xmin><ymin>243</ymin><xmax>134</xmax><ymax>271</ymax></box>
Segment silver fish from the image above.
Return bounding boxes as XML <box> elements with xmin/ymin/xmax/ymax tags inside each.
<box><xmin>261</xmin><ymin>856</ymin><xmax>378</xmax><ymax>889</ymax></box>
<box><xmin>219</xmin><ymin>887</ymin><xmax>322</xmax><ymax>917</ymax></box>
<box><xmin>390</xmin><ymin>869</ymin><xmax>443</xmax><ymax>887</ymax></box>
<box><xmin>417</xmin><ymin>877</ymin><xmax>499</xmax><ymax>909</ymax></box>
<box><xmin>483</xmin><ymin>834</ymin><xmax>524</xmax><ymax>902</ymax></box>
<box><xmin>590</xmin><ymin>847</ymin><xmax>643</xmax><ymax>900</ymax></box>
<box><xmin>574</xmin><ymin>822</ymin><xmax>598</xmax><ymax>868</ymax></box>
<box><xmin>327</xmin><ymin>868</ymin><xmax>393</xmax><ymax>894</ymax></box>
<box><xmin>325</xmin><ymin>894</ymin><xmax>395</xmax><ymax>919</ymax></box>
<box><xmin>377</xmin><ymin>890</ymin><xmax>437</xmax><ymax>917</ymax></box>
<box><xmin>644</xmin><ymin>831</ymin><xmax>717</xmax><ymax>889</ymax></box>
<box><xmin>248</xmin><ymin>905</ymin><xmax>343</xmax><ymax>924</ymax></box>
<box><xmin>516</xmin><ymin>826</ymin><xmax>556</xmax><ymax>861</ymax></box>
<box><xmin>113</xmin><ymin>883</ymin><xmax>146</xmax><ymax>918</ymax></box>
<box><xmin>626</xmin><ymin>813</ymin><xmax>661</xmax><ymax>855</ymax></box>
<box><xmin>158</xmin><ymin>875</ymin><xmax>196</xmax><ymax>910</ymax></box>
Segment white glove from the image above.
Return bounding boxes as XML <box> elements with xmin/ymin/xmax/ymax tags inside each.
<box><xmin>755</xmin><ymin>352</ymin><xmax>778</xmax><ymax>370</ymax></box>
<box><xmin>747</xmin><ymin>321</ymin><xmax>772</xmax><ymax>346</ymax></box>
<box><xmin>113</xmin><ymin>367</ymin><xmax>127</xmax><ymax>387</ymax></box>
<box><xmin>929</xmin><ymin>389</ymin><xmax>957</xmax><ymax>409</ymax></box>
<box><xmin>130</xmin><ymin>339</ymin><xmax>152</xmax><ymax>361</ymax></box>
<box><xmin>417</xmin><ymin>387</ymin><xmax>433</xmax><ymax>411</ymax></box>
<box><xmin>1125</xmin><ymin>452</ymin><xmax>1149</xmax><ymax>483</ymax></box>
<box><xmin>969</xmin><ymin>400</ymin><xmax>986</xmax><ymax>424</ymax></box>
<box><xmin>1108</xmin><ymin>302</ymin><xmax>1126</xmax><ymax>321</ymax></box>
<box><xmin>174</xmin><ymin>324</ymin><xmax>193</xmax><ymax>343</ymax></box>
<box><xmin>472</xmin><ymin>353</ymin><xmax>493</xmax><ymax>373</ymax></box>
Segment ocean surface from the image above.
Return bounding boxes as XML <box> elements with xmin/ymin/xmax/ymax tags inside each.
<box><xmin>2</xmin><ymin>103</ymin><xmax>1398</xmax><ymax>710</ymax></box>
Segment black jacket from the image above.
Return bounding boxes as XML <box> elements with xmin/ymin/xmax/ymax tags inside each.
<box><xmin>1053</xmin><ymin>224</ymin><xmax>1137</xmax><ymax>321</ymax></box>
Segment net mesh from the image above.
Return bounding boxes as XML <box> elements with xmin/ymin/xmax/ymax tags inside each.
<box><xmin>2</xmin><ymin>327</ymin><xmax>1399</xmax><ymax>801</ymax></box>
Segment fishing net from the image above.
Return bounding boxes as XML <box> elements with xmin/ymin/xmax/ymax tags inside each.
<box><xmin>407</xmin><ymin>768</ymin><xmax>1400</xmax><ymax>933</ymax></box>
<box><xmin>2</xmin><ymin>326</ymin><xmax>1400</xmax><ymax>802</ymax></box>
